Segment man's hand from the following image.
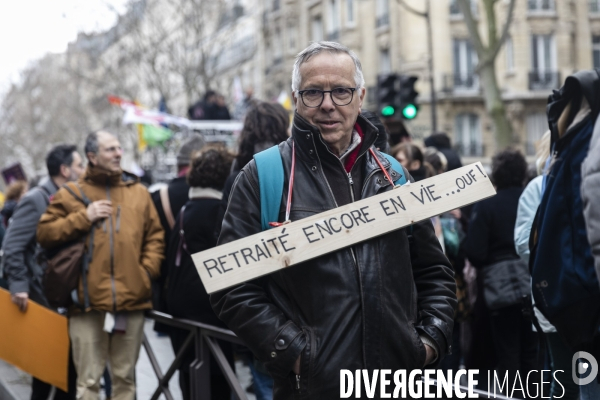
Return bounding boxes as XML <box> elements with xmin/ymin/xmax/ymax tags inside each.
<box><xmin>86</xmin><ymin>200</ymin><xmax>112</xmax><ymax>223</ymax></box>
<box><xmin>11</xmin><ymin>292</ymin><xmax>29</xmax><ymax>313</ymax></box>
<box><xmin>424</xmin><ymin>344</ymin><xmax>436</xmax><ymax>366</ymax></box>
<box><xmin>293</xmin><ymin>355</ymin><xmax>301</xmax><ymax>375</ymax></box>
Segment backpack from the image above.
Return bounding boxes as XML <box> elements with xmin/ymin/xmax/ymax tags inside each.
<box><xmin>41</xmin><ymin>184</ymin><xmax>94</xmax><ymax>310</ymax></box>
<box><xmin>253</xmin><ymin>144</ymin><xmax>407</xmax><ymax>231</ymax></box>
<box><xmin>529</xmin><ymin>69</ymin><xmax>600</xmax><ymax>352</ymax></box>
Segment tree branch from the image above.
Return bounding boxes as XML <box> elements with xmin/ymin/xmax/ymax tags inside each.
<box><xmin>456</xmin><ymin>0</ymin><xmax>486</xmax><ymax>56</ymax></box>
<box><xmin>396</xmin><ymin>0</ymin><xmax>427</xmax><ymax>18</ymax></box>
<box><xmin>484</xmin><ymin>0</ymin><xmax>516</xmax><ymax>67</ymax></box>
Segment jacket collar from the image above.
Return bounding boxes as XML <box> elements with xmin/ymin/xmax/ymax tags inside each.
<box><xmin>189</xmin><ymin>187</ymin><xmax>223</xmax><ymax>200</ymax></box>
<box><xmin>83</xmin><ymin>164</ymin><xmax>138</xmax><ymax>187</ymax></box>
<box><xmin>291</xmin><ymin>112</ymin><xmax>379</xmax><ymax>164</ymax></box>
<box><xmin>42</xmin><ymin>177</ymin><xmax>59</xmax><ymax>195</ymax></box>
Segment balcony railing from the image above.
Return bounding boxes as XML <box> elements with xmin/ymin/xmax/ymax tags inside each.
<box><xmin>528</xmin><ymin>71</ymin><xmax>560</xmax><ymax>91</ymax></box>
<box><xmin>527</xmin><ymin>0</ymin><xmax>554</xmax><ymax>12</ymax></box>
<box><xmin>376</xmin><ymin>14</ymin><xmax>389</xmax><ymax>28</ymax></box>
<box><xmin>443</xmin><ymin>74</ymin><xmax>480</xmax><ymax>93</ymax></box>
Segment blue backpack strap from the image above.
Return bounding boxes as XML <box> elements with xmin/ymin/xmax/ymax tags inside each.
<box><xmin>380</xmin><ymin>152</ymin><xmax>407</xmax><ymax>185</ymax></box>
<box><xmin>254</xmin><ymin>145</ymin><xmax>284</xmax><ymax>231</ymax></box>
<box><xmin>379</xmin><ymin>152</ymin><xmax>414</xmax><ymax>238</ymax></box>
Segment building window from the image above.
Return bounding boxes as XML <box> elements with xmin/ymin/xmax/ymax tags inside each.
<box><xmin>379</xmin><ymin>49</ymin><xmax>391</xmax><ymax>74</ymax></box>
<box><xmin>453</xmin><ymin>39</ymin><xmax>479</xmax><ymax>90</ymax></box>
<box><xmin>450</xmin><ymin>0</ymin><xmax>477</xmax><ymax>17</ymax></box>
<box><xmin>529</xmin><ymin>34</ymin><xmax>558</xmax><ymax>90</ymax></box>
<box><xmin>593</xmin><ymin>36</ymin><xmax>600</xmax><ymax>68</ymax></box>
<box><xmin>376</xmin><ymin>0</ymin><xmax>389</xmax><ymax>28</ymax></box>
<box><xmin>505</xmin><ymin>36</ymin><xmax>514</xmax><ymax>72</ymax></box>
<box><xmin>273</xmin><ymin>29</ymin><xmax>282</xmax><ymax>64</ymax></box>
<box><xmin>592</xmin><ymin>0</ymin><xmax>600</xmax><ymax>13</ymax></box>
<box><xmin>525</xmin><ymin>113</ymin><xmax>547</xmax><ymax>155</ymax></box>
<box><xmin>327</xmin><ymin>0</ymin><xmax>341</xmax><ymax>40</ymax></box>
<box><xmin>288</xmin><ymin>25</ymin><xmax>297</xmax><ymax>52</ymax></box>
<box><xmin>312</xmin><ymin>16</ymin><xmax>323</xmax><ymax>41</ymax></box>
<box><xmin>454</xmin><ymin>113</ymin><xmax>482</xmax><ymax>157</ymax></box>
<box><xmin>346</xmin><ymin>0</ymin><xmax>355</xmax><ymax>25</ymax></box>
<box><xmin>527</xmin><ymin>0</ymin><xmax>554</xmax><ymax>11</ymax></box>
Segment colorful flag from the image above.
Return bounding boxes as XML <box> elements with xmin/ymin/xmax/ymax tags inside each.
<box><xmin>142</xmin><ymin>124</ymin><xmax>173</xmax><ymax>147</ymax></box>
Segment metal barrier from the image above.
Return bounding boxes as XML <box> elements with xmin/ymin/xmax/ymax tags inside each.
<box><xmin>143</xmin><ymin>310</ymin><xmax>249</xmax><ymax>400</ymax></box>
<box><xmin>142</xmin><ymin>310</ymin><xmax>520</xmax><ymax>400</ymax></box>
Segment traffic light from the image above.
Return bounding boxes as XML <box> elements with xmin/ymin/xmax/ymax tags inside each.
<box><xmin>398</xmin><ymin>75</ymin><xmax>419</xmax><ymax>120</ymax></box>
<box><xmin>376</xmin><ymin>74</ymin><xmax>419</xmax><ymax>120</ymax></box>
<box><xmin>376</xmin><ymin>73</ymin><xmax>399</xmax><ymax>117</ymax></box>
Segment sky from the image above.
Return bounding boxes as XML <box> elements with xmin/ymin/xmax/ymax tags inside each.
<box><xmin>0</xmin><ymin>0</ymin><xmax>129</xmax><ymax>93</ymax></box>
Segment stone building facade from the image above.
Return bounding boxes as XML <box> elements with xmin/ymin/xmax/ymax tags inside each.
<box><xmin>260</xmin><ymin>0</ymin><xmax>600</xmax><ymax>158</ymax></box>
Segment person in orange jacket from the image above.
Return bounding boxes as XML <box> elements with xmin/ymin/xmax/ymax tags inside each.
<box><xmin>37</xmin><ymin>130</ymin><xmax>164</xmax><ymax>400</ymax></box>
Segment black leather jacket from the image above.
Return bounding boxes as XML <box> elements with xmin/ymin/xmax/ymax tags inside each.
<box><xmin>211</xmin><ymin>113</ymin><xmax>456</xmax><ymax>399</ymax></box>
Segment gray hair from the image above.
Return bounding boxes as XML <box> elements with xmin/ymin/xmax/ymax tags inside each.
<box><xmin>291</xmin><ymin>41</ymin><xmax>365</xmax><ymax>92</ymax></box>
<box><xmin>84</xmin><ymin>131</ymin><xmax>99</xmax><ymax>157</ymax></box>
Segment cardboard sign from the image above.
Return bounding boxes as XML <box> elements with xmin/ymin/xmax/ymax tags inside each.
<box><xmin>0</xmin><ymin>288</ymin><xmax>69</xmax><ymax>391</ymax></box>
<box><xmin>192</xmin><ymin>163</ymin><xmax>495</xmax><ymax>294</ymax></box>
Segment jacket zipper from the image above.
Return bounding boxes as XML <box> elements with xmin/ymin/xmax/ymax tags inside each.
<box><xmin>312</xmin><ymin>144</ymin><xmax>364</xmax><ymax>346</ymax></box>
<box><xmin>295</xmin><ymin>374</ymin><xmax>301</xmax><ymax>390</ymax></box>
<box><xmin>106</xmin><ymin>185</ymin><xmax>117</xmax><ymax>312</ymax></box>
<box><xmin>347</xmin><ymin>172</ymin><xmax>355</xmax><ymax>202</ymax></box>
<box><xmin>116</xmin><ymin>205</ymin><xmax>121</xmax><ymax>233</ymax></box>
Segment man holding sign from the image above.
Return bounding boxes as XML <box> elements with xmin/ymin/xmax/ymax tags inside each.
<box><xmin>211</xmin><ymin>42</ymin><xmax>456</xmax><ymax>398</ymax></box>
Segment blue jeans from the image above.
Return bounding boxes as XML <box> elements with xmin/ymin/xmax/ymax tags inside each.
<box><xmin>546</xmin><ymin>333</ymin><xmax>579</xmax><ymax>399</ymax></box>
<box><xmin>247</xmin><ymin>359</ymin><xmax>273</xmax><ymax>400</ymax></box>
<box><xmin>579</xmin><ymin>379</ymin><xmax>600</xmax><ymax>400</ymax></box>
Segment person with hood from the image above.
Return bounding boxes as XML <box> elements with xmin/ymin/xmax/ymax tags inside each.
<box><xmin>424</xmin><ymin>132</ymin><xmax>462</xmax><ymax>171</ymax></box>
<box><xmin>37</xmin><ymin>130</ymin><xmax>165</xmax><ymax>400</ymax></box>
<box><xmin>211</xmin><ymin>41</ymin><xmax>456</xmax><ymax>399</ymax></box>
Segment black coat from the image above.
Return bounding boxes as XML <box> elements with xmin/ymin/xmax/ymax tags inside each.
<box><xmin>464</xmin><ymin>186</ymin><xmax>524</xmax><ymax>268</ymax></box>
<box><xmin>165</xmin><ymin>197</ymin><xmax>227</xmax><ymax>328</ymax></box>
<box><xmin>211</xmin><ymin>113</ymin><xmax>457</xmax><ymax>399</ymax></box>
<box><xmin>151</xmin><ymin>176</ymin><xmax>190</xmax><ymax>245</ymax></box>
<box><xmin>150</xmin><ymin>176</ymin><xmax>190</xmax><ymax>325</ymax></box>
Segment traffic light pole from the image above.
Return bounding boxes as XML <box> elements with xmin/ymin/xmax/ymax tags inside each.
<box><xmin>425</xmin><ymin>0</ymin><xmax>437</xmax><ymax>133</ymax></box>
<box><xmin>397</xmin><ymin>0</ymin><xmax>438</xmax><ymax>133</ymax></box>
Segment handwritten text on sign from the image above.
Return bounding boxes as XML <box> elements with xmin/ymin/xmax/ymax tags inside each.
<box><xmin>192</xmin><ymin>163</ymin><xmax>495</xmax><ymax>294</ymax></box>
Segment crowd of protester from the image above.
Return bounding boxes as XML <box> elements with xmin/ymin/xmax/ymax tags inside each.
<box><xmin>1</xmin><ymin>42</ymin><xmax>600</xmax><ymax>400</ymax></box>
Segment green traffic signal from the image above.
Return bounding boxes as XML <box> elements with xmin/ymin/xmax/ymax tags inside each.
<box><xmin>381</xmin><ymin>105</ymin><xmax>396</xmax><ymax>117</ymax></box>
<box><xmin>402</xmin><ymin>104</ymin><xmax>418</xmax><ymax>119</ymax></box>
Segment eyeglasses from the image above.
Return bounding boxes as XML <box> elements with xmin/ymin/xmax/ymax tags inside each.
<box><xmin>297</xmin><ymin>87</ymin><xmax>358</xmax><ymax>108</ymax></box>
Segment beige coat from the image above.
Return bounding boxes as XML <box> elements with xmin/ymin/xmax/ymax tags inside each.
<box><xmin>37</xmin><ymin>165</ymin><xmax>164</xmax><ymax>312</ymax></box>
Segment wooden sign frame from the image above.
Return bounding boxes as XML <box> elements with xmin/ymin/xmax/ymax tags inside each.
<box><xmin>192</xmin><ymin>163</ymin><xmax>495</xmax><ymax>294</ymax></box>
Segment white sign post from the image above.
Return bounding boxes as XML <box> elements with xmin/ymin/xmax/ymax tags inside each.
<box><xmin>192</xmin><ymin>162</ymin><xmax>495</xmax><ymax>294</ymax></box>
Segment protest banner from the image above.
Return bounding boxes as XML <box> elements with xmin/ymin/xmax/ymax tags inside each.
<box><xmin>192</xmin><ymin>162</ymin><xmax>495</xmax><ymax>294</ymax></box>
<box><xmin>0</xmin><ymin>288</ymin><xmax>69</xmax><ymax>391</ymax></box>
